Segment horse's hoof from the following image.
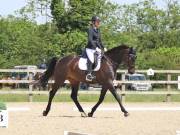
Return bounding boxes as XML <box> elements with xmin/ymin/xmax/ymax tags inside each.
<box><xmin>43</xmin><ymin>110</ymin><xmax>47</xmax><ymax>116</ymax></box>
<box><xmin>88</xmin><ymin>112</ymin><xmax>93</xmax><ymax>117</ymax></box>
<box><xmin>124</xmin><ymin>112</ymin><xmax>129</xmax><ymax>117</ymax></box>
<box><xmin>81</xmin><ymin>112</ymin><xmax>87</xmax><ymax>117</ymax></box>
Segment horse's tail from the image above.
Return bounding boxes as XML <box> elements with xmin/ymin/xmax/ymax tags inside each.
<box><xmin>40</xmin><ymin>57</ymin><xmax>57</xmax><ymax>87</ymax></box>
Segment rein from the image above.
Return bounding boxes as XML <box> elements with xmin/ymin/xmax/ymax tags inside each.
<box><xmin>102</xmin><ymin>52</ymin><xmax>119</xmax><ymax>71</ymax></box>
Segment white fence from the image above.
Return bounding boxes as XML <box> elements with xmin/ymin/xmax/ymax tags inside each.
<box><xmin>0</xmin><ymin>69</ymin><xmax>180</xmax><ymax>102</ymax></box>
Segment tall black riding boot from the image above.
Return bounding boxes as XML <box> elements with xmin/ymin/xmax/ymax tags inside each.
<box><xmin>86</xmin><ymin>60</ymin><xmax>95</xmax><ymax>81</ymax></box>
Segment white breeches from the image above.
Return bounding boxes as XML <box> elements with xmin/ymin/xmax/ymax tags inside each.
<box><xmin>86</xmin><ymin>48</ymin><xmax>101</xmax><ymax>63</ymax></box>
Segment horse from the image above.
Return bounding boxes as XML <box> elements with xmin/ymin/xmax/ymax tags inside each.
<box><xmin>34</xmin><ymin>72</ymin><xmax>49</xmax><ymax>90</ymax></box>
<box><xmin>38</xmin><ymin>44</ymin><xmax>136</xmax><ymax>117</ymax></box>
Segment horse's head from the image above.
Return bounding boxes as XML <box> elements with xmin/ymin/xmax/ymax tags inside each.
<box><xmin>105</xmin><ymin>45</ymin><xmax>136</xmax><ymax>74</ymax></box>
<box><xmin>123</xmin><ymin>47</ymin><xmax>136</xmax><ymax>74</ymax></box>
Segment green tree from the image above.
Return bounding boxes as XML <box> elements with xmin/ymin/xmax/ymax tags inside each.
<box><xmin>0</xmin><ymin>16</ymin><xmax>59</xmax><ymax>68</ymax></box>
<box><xmin>51</xmin><ymin>0</ymin><xmax>117</xmax><ymax>33</ymax></box>
<box><xmin>16</xmin><ymin>0</ymin><xmax>51</xmax><ymax>23</ymax></box>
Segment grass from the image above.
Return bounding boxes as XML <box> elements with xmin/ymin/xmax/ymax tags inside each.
<box><xmin>0</xmin><ymin>87</ymin><xmax>180</xmax><ymax>102</ymax></box>
<box><xmin>0</xmin><ymin>102</ymin><xmax>7</xmax><ymax>110</ymax></box>
<box><xmin>0</xmin><ymin>93</ymin><xmax>180</xmax><ymax>102</ymax></box>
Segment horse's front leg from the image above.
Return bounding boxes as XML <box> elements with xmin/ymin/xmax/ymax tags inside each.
<box><xmin>109</xmin><ymin>83</ymin><xmax>129</xmax><ymax>117</ymax></box>
<box><xmin>88</xmin><ymin>87</ymin><xmax>107</xmax><ymax>117</ymax></box>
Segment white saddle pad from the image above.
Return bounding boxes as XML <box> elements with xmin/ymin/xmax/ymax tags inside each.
<box><xmin>78</xmin><ymin>58</ymin><xmax>101</xmax><ymax>71</ymax></box>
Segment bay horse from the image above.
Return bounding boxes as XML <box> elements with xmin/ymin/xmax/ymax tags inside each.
<box><xmin>38</xmin><ymin>45</ymin><xmax>136</xmax><ymax>117</ymax></box>
<box><xmin>34</xmin><ymin>72</ymin><xmax>53</xmax><ymax>91</ymax></box>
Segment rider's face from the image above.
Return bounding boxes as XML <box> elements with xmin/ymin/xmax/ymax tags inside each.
<box><xmin>94</xmin><ymin>20</ymin><xmax>100</xmax><ymax>28</ymax></box>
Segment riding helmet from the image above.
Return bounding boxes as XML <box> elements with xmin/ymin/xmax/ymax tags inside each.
<box><xmin>91</xmin><ymin>16</ymin><xmax>100</xmax><ymax>22</ymax></box>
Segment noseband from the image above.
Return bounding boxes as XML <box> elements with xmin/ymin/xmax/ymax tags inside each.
<box><xmin>128</xmin><ymin>48</ymin><xmax>136</xmax><ymax>67</ymax></box>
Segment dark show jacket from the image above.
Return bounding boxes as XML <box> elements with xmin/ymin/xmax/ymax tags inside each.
<box><xmin>86</xmin><ymin>27</ymin><xmax>104</xmax><ymax>50</ymax></box>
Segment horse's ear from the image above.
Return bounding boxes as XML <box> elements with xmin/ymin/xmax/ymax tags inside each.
<box><xmin>129</xmin><ymin>47</ymin><xmax>136</xmax><ymax>54</ymax></box>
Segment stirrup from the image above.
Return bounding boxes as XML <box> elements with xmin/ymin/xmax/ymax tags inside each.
<box><xmin>86</xmin><ymin>73</ymin><xmax>95</xmax><ymax>81</ymax></box>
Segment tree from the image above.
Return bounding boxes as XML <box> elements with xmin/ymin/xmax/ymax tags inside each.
<box><xmin>1</xmin><ymin>0</ymin><xmax>180</xmax><ymax>69</ymax></box>
<box><xmin>16</xmin><ymin>0</ymin><xmax>52</xmax><ymax>23</ymax></box>
<box><xmin>50</xmin><ymin>0</ymin><xmax>116</xmax><ymax>33</ymax></box>
<box><xmin>0</xmin><ymin>16</ymin><xmax>60</xmax><ymax>68</ymax></box>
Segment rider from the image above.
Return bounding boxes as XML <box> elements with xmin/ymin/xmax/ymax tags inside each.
<box><xmin>85</xmin><ymin>16</ymin><xmax>105</xmax><ymax>81</ymax></box>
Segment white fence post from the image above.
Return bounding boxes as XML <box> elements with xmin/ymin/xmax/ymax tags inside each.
<box><xmin>28</xmin><ymin>73</ymin><xmax>33</xmax><ymax>102</ymax></box>
<box><xmin>121</xmin><ymin>73</ymin><xmax>126</xmax><ymax>102</ymax></box>
<box><xmin>166</xmin><ymin>74</ymin><xmax>171</xmax><ymax>102</ymax></box>
<box><xmin>178</xmin><ymin>76</ymin><xmax>180</xmax><ymax>90</ymax></box>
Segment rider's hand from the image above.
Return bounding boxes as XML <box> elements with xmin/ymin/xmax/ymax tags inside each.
<box><xmin>96</xmin><ymin>47</ymin><xmax>101</xmax><ymax>53</ymax></box>
<box><xmin>104</xmin><ymin>48</ymin><xmax>107</xmax><ymax>52</ymax></box>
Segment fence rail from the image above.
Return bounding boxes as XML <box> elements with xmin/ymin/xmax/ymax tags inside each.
<box><xmin>0</xmin><ymin>80</ymin><xmax>180</xmax><ymax>84</ymax></box>
<box><xmin>117</xmin><ymin>70</ymin><xmax>180</xmax><ymax>74</ymax></box>
<box><xmin>0</xmin><ymin>90</ymin><xmax>179</xmax><ymax>95</ymax></box>
<box><xmin>0</xmin><ymin>69</ymin><xmax>45</xmax><ymax>73</ymax></box>
<box><xmin>1</xmin><ymin>69</ymin><xmax>180</xmax><ymax>73</ymax></box>
<box><xmin>0</xmin><ymin>69</ymin><xmax>180</xmax><ymax>102</ymax></box>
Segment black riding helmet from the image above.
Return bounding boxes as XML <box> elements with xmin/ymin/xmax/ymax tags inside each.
<box><xmin>91</xmin><ymin>16</ymin><xmax>100</xmax><ymax>23</ymax></box>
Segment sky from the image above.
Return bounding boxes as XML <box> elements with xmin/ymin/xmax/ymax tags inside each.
<box><xmin>0</xmin><ymin>0</ymin><xmax>166</xmax><ymax>23</ymax></box>
<box><xmin>0</xmin><ymin>0</ymin><xmax>27</xmax><ymax>16</ymax></box>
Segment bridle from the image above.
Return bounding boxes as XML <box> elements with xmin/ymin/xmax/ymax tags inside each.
<box><xmin>102</xmin><ymin>47</ymin><xmax>136</xmax><ymax>71</ymax></box>
<box><xmin>127</xmin><ymin>48</ymin><xmax>136</xmax><ymax>68</ymax></box>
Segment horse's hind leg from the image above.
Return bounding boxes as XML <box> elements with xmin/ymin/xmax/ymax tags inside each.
<box><xmin>70</xmin><ymin>80</ymin><xmax>87</xmax><ymax>117</ymax></box>
<box><xmin>43</xmin><ymin>83</ymin><xmax>61</xmax><ymax>116</ymax></box>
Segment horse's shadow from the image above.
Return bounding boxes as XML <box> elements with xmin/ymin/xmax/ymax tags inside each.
<box><xmin>38</xmin><ymin>115</ymin><xmax>113</xmax><ymax>119</ymax></box>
